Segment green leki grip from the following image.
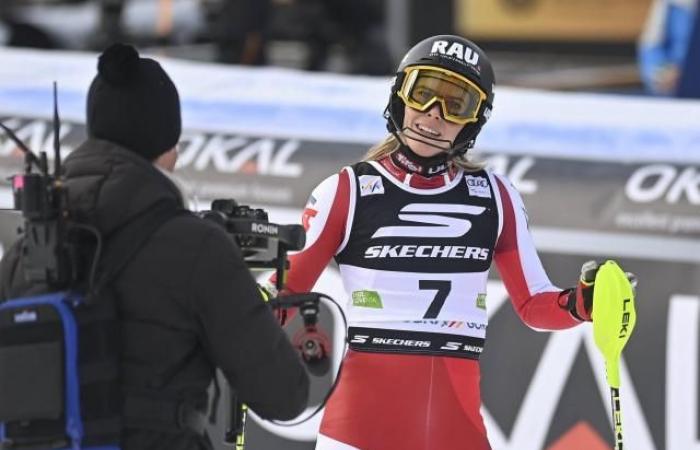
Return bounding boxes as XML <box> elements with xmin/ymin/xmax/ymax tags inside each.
<box><xmin>592</xmin><ymin>260</ymin><xmax>637</xmax><ymax>389</ymax></box>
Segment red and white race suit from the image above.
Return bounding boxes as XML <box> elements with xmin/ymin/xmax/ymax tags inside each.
<box><xmin>284</xmin><ymin>156</ymin><xmax>581</xmax><ymax>450</ymax></box>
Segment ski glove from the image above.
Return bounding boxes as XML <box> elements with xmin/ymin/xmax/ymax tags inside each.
<box><xmin>258</xmin><ymin>283</ymin><xmax>277</xmax><ymax>302</ymax></box>
<box><xmin>560</xmin><ymin>260</ymin><xmax>637</xmax><ymax>322</ymax></box>
<box><xmin>259</xmin><ymin>282</ymin><xmax>291</xmax><ymax>325</ymax></box>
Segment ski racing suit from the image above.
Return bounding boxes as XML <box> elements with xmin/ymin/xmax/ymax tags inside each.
<box><xmin>284</xmin><ymin>156</ymin><xmax>582</xmax><ymax>450</ymax></box>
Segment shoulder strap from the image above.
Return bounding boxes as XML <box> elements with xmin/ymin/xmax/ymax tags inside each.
<box><xmin>88</xmin><ymin>201</ymin><xmax>187</xmax><ymax>301</ymax></box>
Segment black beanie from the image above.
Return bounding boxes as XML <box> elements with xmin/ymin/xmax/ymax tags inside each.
<box><xmin>86</xmin><ymin>43</ymin><xmax>181</xmax><ymax>160</ymax></box>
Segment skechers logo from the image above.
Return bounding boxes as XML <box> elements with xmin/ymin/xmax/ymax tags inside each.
<box><xmin>365</xmin><ymin>244</ymin><xmax>489</xmax><ymax>260</ymax></box>
<box><xmin>440</xmin><ymin>341</ymin><xmax>484</xmax><ymax>353</ymax></box>
<box><xmin>372</xmin><ymin>203</ymin><xmax>486</xmax><ymax>238</ymax></box>
<box><xmin>430</xmin><ymin>40</ymin><xmax>480</xmax><ymax>66</ymax></box>
<box><xmin>351</xmin><ymin>336</ymin><xmax>432</xmax><ymax>348</ymax></box>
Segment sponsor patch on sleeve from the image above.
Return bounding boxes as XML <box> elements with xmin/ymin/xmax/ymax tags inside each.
<box><xmin>359</xmin><ymin>175</ymin><xmax>385</xmax><ymax>197</ymax></box>
<box><xmin>301</xmin><ymin>207</ymin><xmax>318</xmax><ymax>231</ymax></box>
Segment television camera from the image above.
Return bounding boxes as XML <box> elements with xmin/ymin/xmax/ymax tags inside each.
<box><xmin>196</xmin><ymin>198</ymin><xmax>343</xmax><ymax>447</ymax></box>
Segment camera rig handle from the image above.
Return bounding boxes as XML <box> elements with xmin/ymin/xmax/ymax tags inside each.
<box><xmin>205</xmin><ymin>215</ymin><xmax>305</xmax><ymax>292</ymax></box>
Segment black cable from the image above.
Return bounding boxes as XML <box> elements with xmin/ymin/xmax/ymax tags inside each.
<box><xmin>270</xmin><ymin>292</ymin><xmax>348</xmax><ymax>427</ymax></box>
<box><xmin>52</xmin><ymin>82</ymin><xmax>61</xmax><ymax>177</ymax></box>
<box><xmin>69</xmin><ymin>222</ymin><xmax>102</xmax><ymax>292</ymax></box>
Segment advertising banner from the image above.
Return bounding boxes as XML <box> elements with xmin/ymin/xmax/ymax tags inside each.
<box><xmin>1</xmin><ymin>48</ymin><xmax>699</xmax><ymax>449</ymax></box>
<box><xmin>456</xmin><ymin>0</ymin><xmax>653</xmax><ymax>42</ymax></box>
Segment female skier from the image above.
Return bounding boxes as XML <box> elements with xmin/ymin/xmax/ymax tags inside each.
<box><xmin>283</xmin><ymin>34</ymin><xmax>599</xmax><ymax>450</ymax></box>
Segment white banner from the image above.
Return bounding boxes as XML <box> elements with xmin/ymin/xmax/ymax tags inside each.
<box><xmin>0</xmin><ymin>47</ymin><xmax>699</xmax><ymax>160</ymax></box>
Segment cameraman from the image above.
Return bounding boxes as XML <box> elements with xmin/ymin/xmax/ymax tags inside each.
<box><xmin>0</xmin><ymin>44</ymin><xmax>309</xmax><ymax>449</ymax></box>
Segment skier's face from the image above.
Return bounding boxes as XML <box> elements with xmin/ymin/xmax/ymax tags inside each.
<box><xmin>402</xmin><ymin>103</ymin><xmax>463</xmax><ymax>158</ymax></box>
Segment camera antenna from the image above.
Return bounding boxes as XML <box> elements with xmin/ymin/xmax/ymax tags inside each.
<box><xmin>0</xmin><ymin>122</ymin><xmax>44</xmax><ymax>175</ymax></box>
<box><xmin>53</xmin><ymin>81</ymin><xmax>61</xmax><ymax>176</ymax></box>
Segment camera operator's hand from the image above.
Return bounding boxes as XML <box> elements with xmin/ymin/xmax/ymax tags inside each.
<box><xmin>259</xmin><ymin>282</ymin><xmax>291</xmax><ymax>325</ymax></box>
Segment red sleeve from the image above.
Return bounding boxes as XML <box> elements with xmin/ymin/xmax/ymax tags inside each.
<box><xmin>282</xmin><ymin>169</ymin><xmax>351</xmax><ymax>294</ymax></box>
<box><xmin>493</xmin><ymin>175</ymin><xmax>580</xmax><ymax>330</ymax></box>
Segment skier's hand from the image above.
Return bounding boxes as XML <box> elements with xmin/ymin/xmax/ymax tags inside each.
<box><xmin>560</xmin><ymin>260</ymin><xmax>637</xmax><ymax>322</ymax></box>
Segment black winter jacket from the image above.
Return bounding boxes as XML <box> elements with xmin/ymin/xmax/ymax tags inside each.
<box><xmin>0</xmin><ymin>140</ymin><xmax>309</xmax><ymax>449</ymax></box>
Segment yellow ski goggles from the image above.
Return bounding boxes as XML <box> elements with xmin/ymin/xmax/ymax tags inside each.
<box><xmin>397</xmin><ymin>65</ymin><xmax>487</xmax><ymax>125</ymax></box>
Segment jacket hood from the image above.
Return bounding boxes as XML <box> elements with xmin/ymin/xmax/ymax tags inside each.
<box><xmin>62</xmin><ymin>139</ymin><xmax>184</xmax><ymax>236</ymax></box>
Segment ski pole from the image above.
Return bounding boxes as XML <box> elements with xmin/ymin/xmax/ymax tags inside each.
<box><xmin>591</xmin><ymin>260</ymin><xmax>637</xmax><ymax>450</ymax></box>
<box><xmin>224</xmin><ymin>389</ymin><xmax>248</xmax><ymax>450</ymax></box>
